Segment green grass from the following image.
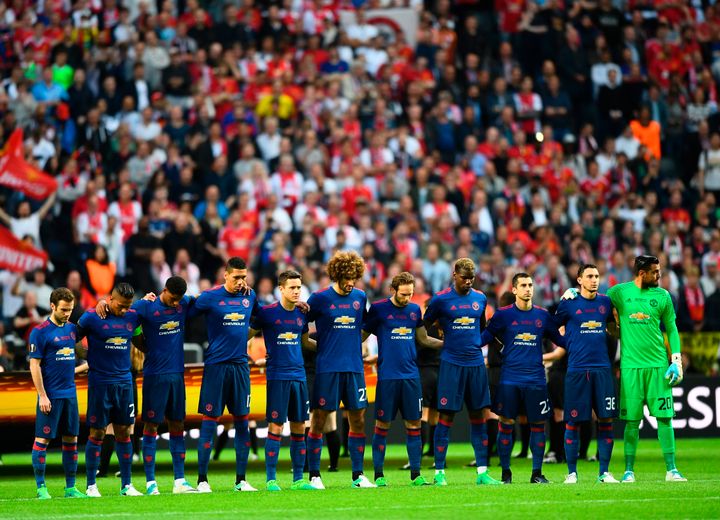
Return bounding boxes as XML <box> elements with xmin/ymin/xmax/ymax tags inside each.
<box><xmin>1</xmin><ymin>439</ymin><xmax>718</xmax><ymax>519</ymax></box>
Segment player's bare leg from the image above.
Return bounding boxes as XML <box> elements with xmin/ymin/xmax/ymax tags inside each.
<box><xmin>348</xmin><ymin>408</ymin><xmax>374</xmax><ymax>487</ymax></box>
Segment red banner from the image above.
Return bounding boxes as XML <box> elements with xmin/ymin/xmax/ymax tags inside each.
<box><xmin>0</xmin><ymin>225</ymin><xmax>47</xmax><ymax>272</ymax></box>
<box><xmin>0</xmin><ymin>129</ymin><xmax>58</xmax><ymax>200</ymax></box>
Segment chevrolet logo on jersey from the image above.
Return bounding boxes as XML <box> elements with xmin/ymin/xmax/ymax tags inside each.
<box><xmin>580</xmin><ymin>321</ymin><xmax>603</xmax><ymax>329</ymax></box>
<box><xmin>223</xmin><ymin>313</ymin><xmax>245</xmax><ymax>322</ymax></box>
<box><xmin>56</xmin><ymin>347</ymin><xmax>74</xmax><ymax>356</ymax></box>
<box><xmin>391</xmin><ymin>327</ymin><xmax>412</xmax><ymax>336</ymax></box>
<box><xmin>334</xmin><ymin>316</ymin><xmax>355</xmax><ymax>325</ymax></box>
<box><xmin>278</xmin><ymin>332</ymin><xmax>298</xmax><ymax>341</ymax></box>
<box><xmin>515</xmin><ymin>333</ymin><xmax>537</xmax><ymax>341</ymax></box>
<box><xmin>106</xmin><ymin>337</ymin><xmax>126</xmax><ymax>345</ymax></box>
<box><xmin>453</xmin><ymin>317</ymin><xmax>475</xmax><ymax>325</ymax></box>
<box><xmin>160</xmin><ymin>321</ymin><xmax>180</xmax><ymax>330</ymax></box>
<box><xmin>629</xmin><ymin>312</ymin><xmax>650</xmax><ymax>321</ymax></box>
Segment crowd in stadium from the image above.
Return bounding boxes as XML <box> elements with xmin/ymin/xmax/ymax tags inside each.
<box><xmin>0</xmin><ymin>0</ymin><xmax>720</xmax><ymax>375</ymax></box>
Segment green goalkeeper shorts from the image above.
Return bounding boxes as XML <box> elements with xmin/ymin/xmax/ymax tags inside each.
<box><xmin>619</xmin><ymin>367</ymin><xmax>674</xmax><ymax>421</ymax></box>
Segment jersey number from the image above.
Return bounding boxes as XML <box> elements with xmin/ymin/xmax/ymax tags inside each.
<box><xmin>657</xmin><ymin>397</ymin><xmax>672</xmax><ymax>410</ymax></box>
<box><xmin>358</xmin><ymin>388</ymin><xmax>367</xmax><ymax>402</ymax></box>
<box><xmin>539</xmin><ymin>399</ymin><xmax>550</xmax><ymax>414</ymax></box>
<box><xmin>129</xmin><ymin>403</ymin><xmax>135</xmax><ymax>418</ymax></box>
<box><xmin>605</xmin><ymin>397</ymin><xmax>616</xmax><ymax>411</ymax></box>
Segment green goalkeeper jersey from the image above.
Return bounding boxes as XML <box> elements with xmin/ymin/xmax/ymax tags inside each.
<box><xmin>607</xmin><ymin>281</ymin><xmax>677</xmax><ymax>369</ymax></box>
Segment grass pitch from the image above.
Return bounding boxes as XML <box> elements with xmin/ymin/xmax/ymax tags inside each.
<box><xmin>0</xmin><ymin>438</ymin><xmax>718</xmax><ymax>519</ymax></box>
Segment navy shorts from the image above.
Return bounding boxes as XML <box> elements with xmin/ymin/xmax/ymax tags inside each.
<box><xmin>35</xmin><ymin>397</ymin><xmax>79</xmax><ymax>438</ymax></box>
<box><xmin>564</xmin><ymin>368</ymin><xmax>618</xmax><ymax>422</ymax></box>
<box><xmin>198</xmin><ymin>363</ymin><xmax>250</xmax><ymax>417</ymax></box>
<box><xmin>420</xmin><ymin>366</ymin><xmax>439</xmax><ymax>409</ymax></box>
<box><xmin>142</xmin><ymin>373</ymin><xmax>186</xmax><ymax>423</ymax></box>
<box><xmin>492</xmin><ymin>383</ymin><xmax>551</xmax><ymax>423</ymax></box>
<box><xmin>266</xmin><ymin>379</ymin><xmax>309</xmax><ymax>424</ymax></box>
<box><xmin>312</xmin><ymin>372</ymin><xmax>367</xmax><ymax>411</ymax></box>
<box><xmin>87</xmin><ymin>382</ymin><xmax>135</xmax><ymax>428</ymax></box>
<box><xmin>436</xmin><ymin>361</ymin><xmax>491</xmax><ymax>412</ymax></box>
<box><xmin>375</xmin><ymin>378</ymin><xmax>422</xmax><ymax>421</ymax></box>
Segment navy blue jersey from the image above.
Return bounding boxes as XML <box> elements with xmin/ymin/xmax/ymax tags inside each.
<box><xmin>481</xmin><ymin>304</ymin><xmax>566</xmax><ymax>385</ymax></box>
<box><xmin>364</xmin><ymin>299</ymin><xmax>423</xmax><ymax>380</ymax></box>
<box><xmin>555</xmin><ymin>294</ymin><xmax>613</xmax><ymax>372</ymax></box>
<box><xmin>190</xmin><ymin>286</ymin><xmax>260</xmax><ymax>365</ymax></box>
<box><xmin>28</xmin><ymin>319</ymin><xmax>78</xmax><ymax>399</ymax></box>
<box><xmin>253</xmin><ymin>302</ymin><xmax>308</xmax><ymax>381</ymax></box>
<box><xmin>133</xmin><ymin>296</ymin><xmax>194</xmax><ymax>376</ymax></box>
<box><xmin>78</xmin><ymin>309</ymin><xmax>141</xmax><ymax>387</ymax></box>
<box><xmin>424</xmin><ymin>286</ymin><xmax>487</xmax><ymax>366</ymax></box>
<box><xmin>307</xmin><ymin>287</ymin><xmax>367</xmax><ymax>374</ymax></box>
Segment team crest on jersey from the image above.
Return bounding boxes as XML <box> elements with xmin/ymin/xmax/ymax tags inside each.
<box><xmin>70</xmin><ymin>332</ymin><xmax>76</xmax><ymax>340</ymax></box>
<box><xmin>570</xmin><ymin>409</ymin><xmax>578</xmax><ymax>418</ymax></box>
<box><xmin>242</xmin><ymin>299</ymin><xmax>250</xmax><ymax>308</ymax></box>
<box><xmin>205</xmin><ymin>404</ymin><xmax>213</xmax><ymax>412</ymax></box>
<box><xmin>535</xmin><ymin>320</ymin><xmax>543</xmax><ymax>328</ymax></box>
<box><xmin>176</xmin><ymin>305</ymin><xmax>183</xmax><ymax>313</ymax></box>
<box><xmin>440</xmin><ymin>397</ymin><xmax>448</xmax><ymax>406</ymax></box>
<box><xmin>649</xmin><ymin>299</ymin><xmax>658</xmax><ymax>307</ymax></box>
<box><xmin>377</xmin><ymin>410</ymin><xmax>384</xmax><ymax>417</ymax></box>
<box><xmin>146</xmin><ymin>410</ymin><xmax>155</xmax><ymax>418</ymax></box>
<box><xmin>319</xmin><ymin>398</ymin><xmax>326</xmax><ymax>406</ymax></box>
<box><xmin>472</xmin><ymin>302</ymin><xmax>480</xmax><ymax>311</ymax></box>
<box><xmin>126</xmin><ymin>323</ymin><xmax>133</xmax><ymax>331</ymax></box>
<box><xmin>43</xmin><ymin>425</ymin><xmax>51</xmax><ymax>434</ymax></box>
<box><xmin>297</xmin><ymin>318</ymin><xmax>303</xmax><ymax>326</ymax></box>
<box><xmin>410</xmin><ymin>312</ymin><xmax>417</xmax><ymax>320</ymax></box>
<box><xmin>353</xmin><ymin>301</ymin><xmax>361</xmax><ymax>310</ymax></box>
<box><xmin>598</xmin><ymin>305</ymin><xmax>606</xmax><ymax>314</ymax></box>
<box><xmin>271</xmin><ymin>411</ymin><xmax>278</xmax><ymax>419</ymax></box>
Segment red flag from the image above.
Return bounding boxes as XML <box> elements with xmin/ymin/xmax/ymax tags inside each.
<box><xmin>0</xmin><ymin>129</ymin><xmax>58</xmax><ymax>200</ymax></box>
<box><xmin>0</xmin><ymin>225</ymin><xmax>48</xmax><ymax>273</ymax></box>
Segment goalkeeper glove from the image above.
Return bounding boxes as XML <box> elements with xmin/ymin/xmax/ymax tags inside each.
<box><xmin>664</xmin><ymin>353</ymin><xmax>683</xmax><ymax>386</ymax></box>
<box><xmin>561</xmin><ymin>288</ymin><xmax>579</xmax><ymax>300</ymax></box>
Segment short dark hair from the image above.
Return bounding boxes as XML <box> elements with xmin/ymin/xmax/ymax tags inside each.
<box><xmin>498</xmin><ymin>291</ymin><xmax>514</xmax><ymax>307</ymax></box>
<box><xmin>577</xmin><ymin>263</ymin><xmax>598</xmax><ymax>278</ymax></box>
<box><xmin>633</xmin><ymin>255</ymin><xmax>659</xmax><ymax>275</ymax></box>
<box><xmin>50</xmin><ymin>287</ymin><xmax>74</xmax><ymax>307</ymax></box>
<box><xmin>113</xmin><ymin>282</ymin><xmax>135</xmax><ymax>299</ymax></box>
<box><xmin>278</xmin><ymin>269</ymin><xmax>302</xmax><ymax>286</ymax></box>
<box><xmin>226</xmin><ymin>257</ymin><xmax>247</xmax><ymax>272</ymax></box>
<box><xmin>165</xmin><ymin>276</ymin><xmax>187</xmax><ymax>296</ymax></box>
<box><xmin>512</xmin><ymin>272</ymin><xmax>532</xmax><ymax>287</ymax></box>
<box><xmin>391</xmin><ymin>272</ymin><xmax>415</xmax><ymax>291</ymax></box>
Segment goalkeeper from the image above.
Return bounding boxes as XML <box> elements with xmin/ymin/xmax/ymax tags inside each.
<box><xmin>564</xmin><ymin>255</ymin><xmax>686</xmax><ymax>482</ymax></box>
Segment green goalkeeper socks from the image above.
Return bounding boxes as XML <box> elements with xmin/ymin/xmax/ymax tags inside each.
<box><xmin>657</xmin><ymin>418</ymin><xmax>677</xmax><ymax>471</ymax></box>
<box><xmin>623</xmin><ymin>421</ymin><xmax>640</xmax><ymax>472</ymax></box>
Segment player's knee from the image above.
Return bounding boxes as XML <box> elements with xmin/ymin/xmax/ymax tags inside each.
<box><xmin>499</xmin><ymin>416</ymin><xmax>515</xmax><ymax>426</ymax></box>
<box><xmin>167</xmin><ymin>421</ymin><xmax>184</xmax><ymax>433</ymax></box>
<box><xmin>311</xmin><ymin>410</ymin><xmax>328</xmax><ymax>432</ymax></box>
<box><xmin>35</xmin><ymin>436</ymin><xmax>50</xmax><ymax>444</ymax></box>
<box><xmin>404</xmin><ymin>420</ymin><xmax>421</xmax><ymax>429</ymax></box>
<box><xmin>289</xmin><ymin>422</ymin><xmax>306</xmax><ymax>435</ymax></box>
<box><xmin>268</xmin><ymin>423</ymin><xmax>283</xmax><ymax>435</ymax></box>
<box><xmin>61</xmin><ymin>435</ymin><xmax>78</xmax><ymax>443</ymax></box>
<box><xmin>144</xmin><ymin>422</ymin><xmax>159</xmax><ymax>434</ymax></box>
<box><xmin>439</xmin><ymin>412</ymin><xmax>455</xmax><ymax>423</ymax></box>
<box><xmin>89</xmin><ymin>428</ymin><xmax>106</xmax><ymax>441</ymax></box>
<box><xmin>375</xmin><ymin>420</ymin><xmax>391</xmax><ymax>430</ymax></box>
<box><xmin>348</xmin><ymin>413</ymin><xmax>364</xmax><ymax>432</ymax></box>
